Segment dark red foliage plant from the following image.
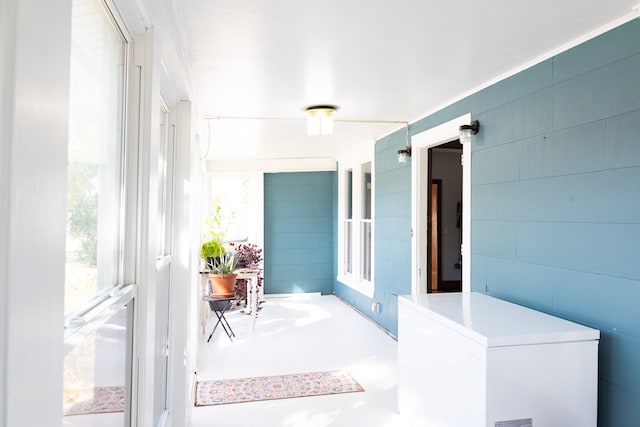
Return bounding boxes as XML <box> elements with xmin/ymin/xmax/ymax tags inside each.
<box><xmin>230</xmin><ymin>243</ymin><xmax>263</xmax><ymax>269</ymax></box>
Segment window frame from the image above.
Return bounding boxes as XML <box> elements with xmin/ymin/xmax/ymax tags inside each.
<box><xmin>156</xmin><ymin>98</ymin><xmax>176</xmax><ymax>258</ymax></box>
<box><xmin>64</xmin><ymin>0</ymin><xmax>131</xmax><ymax>323</ymax></box>
<box><xmin>337</xmin><ymin>158</ymin><xmax>375</xmax><ymax>298</ymax></box>
<box><xmin>63</xmin><ymin>0</ymin><xmax>136</xmax><ymax>425</ymax></box>
<box><xmin>359</xmin><ymin>161</ymin><xmax>372</xmax><ymax>283</ymax></box>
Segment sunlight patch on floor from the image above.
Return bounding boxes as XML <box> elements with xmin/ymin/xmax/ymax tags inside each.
<box><xmin>191</xmin><ymin>294</ymin><xmax>400</xmax><ymax>427</ymax></box>
<box><xmin>278</xmin><ymin>300</ymin><xmax>333</xmax><ymax>327</ymax></box>
<box><xmin>282</xmin><ymin>409</ymin><xmax>343</xmax><ymax>427</ymax></box>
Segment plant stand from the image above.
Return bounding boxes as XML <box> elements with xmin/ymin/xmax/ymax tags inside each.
<box><xmin>236</xmin><ymin>268</ymin><xmax>261</xmax><ymax>321</ymax></box>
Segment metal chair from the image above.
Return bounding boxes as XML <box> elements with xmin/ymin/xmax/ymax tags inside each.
<box><xmin>203</xmin><ymin>296</ymin><xmax>236</xmax><ymax>342</ymax></box>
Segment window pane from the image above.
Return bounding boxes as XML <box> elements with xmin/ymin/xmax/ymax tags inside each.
<box><xmin>63</xmin><ymin>303</ymin><xmax>131</xmax><ymax>425</ymax></box>
<box><xmin>345</xmin><ymin>170</ymin><xmax>353</xmax><ymax>220</ymax></box>
<box><xmin>344</xmin><ymin>220</ymin><xmax>352</xmax><ymax>274</ymax></box>
<box><xmin>206</xmin><ymin>177</ymin><xmax>259</xmax><ymax>243</ymax></box>
<box><xmin>360</xmin><ymin>221</ymin><xmax>372</xmax><ymax>281</ymax></box>
<box><xmin>361</xmin><ymin>162</ymin><xmax>371</xmax><ymax>220</ymax></box>
<box><xmin>344</xmin><ymin>169</ymin><xmax>353</xmax><ymax>274</ymax></box>
<box><xmin>157</xmin><ymin>106</ymin><xmax>170</xmax><ymax>257</ymax></box>
<box><xmin>66</xmin><ymin>0</ymin><xmax>126</xmax><ymax>315</ymax></box>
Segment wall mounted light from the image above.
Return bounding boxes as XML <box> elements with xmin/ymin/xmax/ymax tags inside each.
<box><xmin>459</xmin><ymin>120</ymin><xmax>479</xmax><ymax>144</ymax></box>
<box><xmin>397</xmin><ymin>123</ymin><xmax>412</xmax><ymax>163</ymax></box>
<box><xmin>305</xmin><ymin>105</ymin><xmax>338</xmax><ymax>135</ymax></box>
<box><xmin>397</xmin><ymin>147</ymin><xmax>411</xmax><ymax>163</ymax></box>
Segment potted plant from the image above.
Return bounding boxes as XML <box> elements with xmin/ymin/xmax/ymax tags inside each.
<box><xmin>207</xmin><ymin>252</ymin><xmax>239</xmax><ymax>298</ymax></box>
<box><xmin>230</xmin><ymin>243</ymin><xmax>264</xmax><ymax>303</ymax></box>
<box><xmin>200</xmin><ymin>238</ymin><xmax>225</xmax><ymax>269</ymax></box>
<box><xmin>200</xmin><ymin>200</ymin><xmax>234</xmax><ymax>272</ymax></box>
<box><xmin>231</xmin><ymin>242</ymin><xmax>263</xmax><ymax>269</ymax></box>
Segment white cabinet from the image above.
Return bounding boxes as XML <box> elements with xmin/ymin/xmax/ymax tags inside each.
<box><xmin>398</xmin><ymin>292</ymin><xmax>599</xmax><ymax>427</ymax></box>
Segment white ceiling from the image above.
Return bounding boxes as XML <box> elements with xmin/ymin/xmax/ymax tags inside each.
<box><xmin>176</xmin><ymin>0</ymin><xmax>640</xmax><ymax>161</ymax></box>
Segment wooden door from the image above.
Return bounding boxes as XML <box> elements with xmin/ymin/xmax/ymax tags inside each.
<box><xmin>428</xmin><ymin>179</ymin><xmax>441</xmax><ymax>292</ymax></box>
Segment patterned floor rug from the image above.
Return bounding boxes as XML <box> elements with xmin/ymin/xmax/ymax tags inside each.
<box><xmin>195</xmin><ymin>370</ymin><xmax>364</xmax><ymax>406</ymax></box>
<box><xmin>64</xmin><ymin>386</ymin><xmax>125</xmax><ymax>416</ymax></box>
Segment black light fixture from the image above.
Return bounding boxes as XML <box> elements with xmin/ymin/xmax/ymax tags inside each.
<box><xmin>397</xmin><ymin>147</ymin><xmax>411</xmax><ymax>163</ymax></box>
<box><xmin>397</xmin><ymin>124</ymin><xmax>412</xmax><ymax>163</ymax></box>
<box><xmin>459</xmin><ymin>120</ymin><xmax>480</xmax><ymax>143</ymax></box>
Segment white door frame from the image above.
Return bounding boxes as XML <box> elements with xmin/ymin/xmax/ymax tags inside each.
<box><xmin>411</xmin><ymin>113</ymin><xmax>472</xmax><ymax>295</ymax></box>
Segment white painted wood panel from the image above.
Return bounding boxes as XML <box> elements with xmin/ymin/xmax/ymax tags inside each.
<box><xmin>398</xmin><ymin>293</ymin><xmax>599</xmax><ymax>427</ymax></box>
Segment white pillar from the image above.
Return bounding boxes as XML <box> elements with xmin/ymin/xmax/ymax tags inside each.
<box><xmin>131</xmin><ymin>26</ymin><xmax>162</xmax><ymax>427</ymax></box>
<box><xmin>167</xmin><ymin>100</ymin><xmax>199</xmax><ymax>425</ymax></box>
<box><xmin>0</xmin><ymin>0</ymin><xmax>71</xmax><ymax>425</ymax></box>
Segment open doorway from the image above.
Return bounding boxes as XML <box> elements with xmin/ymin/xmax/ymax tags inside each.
<box><xmin>410</xmin><ymin>113</ymin><xmax>472</xmax><ymax>295</ymax></box>
<box><xmin>427</xmin><ymin>141</ymin><xmax>462</xmax><ymax>293</ymax></box>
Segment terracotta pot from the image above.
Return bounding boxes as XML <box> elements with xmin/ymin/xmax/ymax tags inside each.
<box><xmin>209</xmin><ymin>273</ymin><xmax>238</xmax><ymax>298</ymax></box>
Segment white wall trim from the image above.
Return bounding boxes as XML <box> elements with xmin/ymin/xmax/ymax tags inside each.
<box><xmin>0</xmin><ymin>0</ymin><xmax>14</xmax><ymax>418</ymax></box>
<box><xmin>206</xmin><ymin>157</ymin><xmax>337</xmax><ymax>173</ymax></box>
<box><xmin>110</xmin><ymin>0</ymin><xmax>150</xmax><ymax>35</ymax></box>
<box><xmin>407</xmin><ymin>10</ymin><xmax>640</xmax><ymax>127</ymax></box>
<box><xmin>411</xmin><ymin>114</ymin><xmax>472</xmax><ymax>295</ymax></box>
<box><xmin>167</xmin><ymin>99</ymin><xmax>198</xmax><ymax>427</ymax></box>
<box><xmin>130</xmin><ymin>24</ymin><xmax>164</xmax><ymax>427</ymax></box>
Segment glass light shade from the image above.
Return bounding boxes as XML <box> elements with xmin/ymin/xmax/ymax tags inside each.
<box><xmin>459</xmin><ymin>128</ymin><xmax>472</xmax><ymax>144</ymax></box>
<box><xmin>319</xmin><ymin>110</ymin><xmax>334</xmax><ymax>135</ymax></box>
<box><xmin>307</xmin><ymin>113</ymin><xmax>321</xmax><ymax>135</ymax></box>
<box><xmin>459</xmin><ymin>121</ymin><xmax>479</xmax><ymax>144</ymax></box>
<box><xmin>397</xmin><ymin>148</ymin><xmax>410</xmax><ymax>163</ymax></box>
<box><xmin>306</xmin><ymin>106</ymin><xmax>335</xmax><ymax>135</ymax></box>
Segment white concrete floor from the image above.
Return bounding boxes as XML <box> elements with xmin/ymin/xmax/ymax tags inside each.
<box><xmin>190</xmin><ymin>293</ymin><xmax>404</xmax><ymax>427</ymax></box>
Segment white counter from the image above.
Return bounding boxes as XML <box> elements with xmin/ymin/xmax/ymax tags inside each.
<box><xmin>398</xmin><ymin>292</ymin><xmax>600</xmax><ymax>427</ymax></box>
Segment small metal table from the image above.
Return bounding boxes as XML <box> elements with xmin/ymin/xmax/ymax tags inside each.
<box><xmin>203</xmin><ymin>296</ymin><xmax>236</xmax><ymax>342</ymax></box>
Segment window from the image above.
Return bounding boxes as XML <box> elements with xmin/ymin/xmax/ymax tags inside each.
<box><xmin>338</xmin><ymin>161</ymin><xmax>374</xmax><ymax>297</ymax></box>
<box><xmin>204</xmin><ymin>174</ymin><xmax>262</xmax><ymax>245</ymax></box>
<box><xmin>157</xmin><ymin>101</ymin><xmax>175</xmax><ymax>257</ymax></box>
<box><xmin>65</xmin><ymin>0</ymin><xmax>126</xmax><ymax>316</ymax></box>
<box><xmin>344</xmin><ymin>169</ymin><xmax>353</xmax><ymax>275</ymax></box>
<box><xmin>64</xmin><ymin>1</ymin><xmax>132</xmax><ymax>426</ymax></box>
<box><xmin>360</xmin><ymin>162</ymin><xmax>372</xmax><ymax>282</ymax></box>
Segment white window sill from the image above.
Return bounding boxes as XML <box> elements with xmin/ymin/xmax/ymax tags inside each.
<box><xmin>337</xmin><ymin>274</ymin><xmax>374</xmax><ymax>299</ymax></box>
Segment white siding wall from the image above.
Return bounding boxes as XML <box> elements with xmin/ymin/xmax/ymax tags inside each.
<box><xmin>0</xmin><ymin>1</ymin><xmax>198</xmax><ymax>426</ymax></box>
<box><xmin>0</xmin><ymin>0</ymin><xmax>72</xmax><ymax>425</ymax></box>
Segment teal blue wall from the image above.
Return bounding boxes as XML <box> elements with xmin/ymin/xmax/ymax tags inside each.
<box><xmin>264</xmin><ymin>172</ymin><xmax>335</xmax><ymax>294</ymax></box>
<box><xmin>374</xmin><ymin>20</ymin><xmax>640</xmax><ymax>425</ymax></box>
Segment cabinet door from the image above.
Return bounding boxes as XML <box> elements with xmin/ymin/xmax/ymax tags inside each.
<box><xmin>398</xmin><ymin>304</ymin><xmax>487</xmax><ymax>426</ymax></box>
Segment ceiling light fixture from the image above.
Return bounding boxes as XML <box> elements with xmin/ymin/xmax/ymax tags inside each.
<box><xmin>459</xmin><ymin>120</ymin><xmax>480</xmax><ymax>144</ymax></box>
<box><xmin>305</xmin><ymin>105</ymin><xmax>338</xmax><ymax>136</ymax></box>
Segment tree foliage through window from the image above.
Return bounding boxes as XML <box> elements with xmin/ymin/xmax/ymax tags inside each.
<box><xmin>67</xmin><ymin>161</ymin><xmax>98</xmax><ymax>265</ymax></box>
